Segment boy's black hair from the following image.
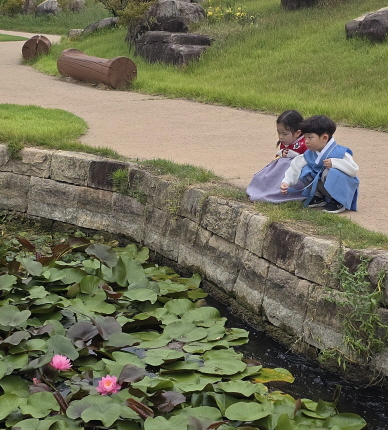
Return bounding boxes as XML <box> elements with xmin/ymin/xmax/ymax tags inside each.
<box><xmin>276</xmin><ymin>110</ymin><xmax>303</xmax><ymax>134</ymax></box>
<box><xmin>300</xmin><ymin>115</ymin><xmax>337</xmax><ymax>139</ymax></box>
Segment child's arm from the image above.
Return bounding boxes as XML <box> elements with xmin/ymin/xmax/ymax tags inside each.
<box><xmin>280</xmin><ymin>154</ymin><xmax>307</xmax><ymax>192</ymax></box>
<box><xmin>324</xmin><ymin>153</ymin><xmax>359</xmax><ymax>177</ymax></box>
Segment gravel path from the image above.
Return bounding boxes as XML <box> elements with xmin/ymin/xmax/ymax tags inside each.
<box><xmin>1</xmin><ymin>30</ymin><xmax>387</xmax><ymax>236</ymax></box>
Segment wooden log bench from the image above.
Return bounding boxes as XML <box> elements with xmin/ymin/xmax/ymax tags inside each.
<box><xmin>57</xmin><ymin>48</ymin><xmax>137</xmax><ymax>89</ymax></box>
<box><xmin>22</xmin><ymin>35</ymin><xmax>51</xmax><ymax>60</ymax></box>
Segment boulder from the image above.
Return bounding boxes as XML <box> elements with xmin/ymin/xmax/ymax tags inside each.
<box><xmin>68</xmin><ymin>29</ymin><xmax>84</xmax><ymax>40</ymax></box>
<box><xmin>346</xmin><ymin>7</ymin><xmax>388</xmax><ymax>42</ymax></box>
<box><xmin>83</xmin><ymin>17</ymin><xmax>119</xmax><ymax>36</ymax></box>
<box><xmin>127</xmin><ymin>0</ymin><xmax>205</xmax><ymax>44</ymax></box>
<box><xmin>35</xmin><ymin>0</ymin><xmax>60</xmax><ymax>15</ymax></box>
<box><xmin>135</xmin><ymin>31</ymin><xmax>211</xmax><ymax>65</ymax></box>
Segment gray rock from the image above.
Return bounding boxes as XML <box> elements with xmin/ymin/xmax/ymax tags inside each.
<box><xmin>135</xmin><ymin>31</ymin><xmax>210</xmax><ymax>65</ymax></box>
<box><xmin>83</xmin><ymin>17</ymin><xmax>119</xmax><ymax>35</ymax></box>
<box><xmin>35</xmin><ymin>0</ymin><xmax>60</xmax><ymax>15</ymax></box>
<box><xmin>68</xmin><ymin>29</ymin><xmax>84</xmax><ymax>40</ymax></box>
<box><xmin>346</xmin><ymin>7</ymin><xmax>388</xmax><ymax>42</ymax></box>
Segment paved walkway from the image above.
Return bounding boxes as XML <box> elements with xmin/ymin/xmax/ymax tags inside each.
<box><xmin>1</xmin><ymin>30</ymin><xmax>387</xmax><ymax>236</ymax></box>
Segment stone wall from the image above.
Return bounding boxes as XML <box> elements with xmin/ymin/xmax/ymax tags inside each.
<box><xmin>1</xmin><ymin>145</ymin><xmax>388</xmax><ymax>381</ymax></box>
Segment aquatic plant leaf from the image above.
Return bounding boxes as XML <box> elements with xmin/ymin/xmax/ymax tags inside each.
<box><xmin>10</xmin><ymin>418</ymin><xmax>41</xmax><ymax>430</ymax></box>
<box><xmin>225</xmin><ymin>402</ymin><xmax>272</xmax><ymax>421</ymax></box>
<box><xmin>198</xmin><ymin>358</ymin><xmax>246</xmax><ymax>376</ymax></box>
<box><xmin>111</xmin><ymin>351</ymin><xmax>145</xmax><ymax>368</ymax></box>
<box><xmin>180</xmin><ymin>406</ymin><xmax>223</xmax><ymax>421</ymax></box>
<box><xmin>105</xmin><ymin>332</ymin><xmax>136</xmax><ymax>348</ymax></box>
<box><xmin>160</xmin><ymin>359</ymin><xmax>201</xmax><ymax>372</ymax></box>
<box><xmin>163</xmin><ymin>321</ymin><xmax>207</xmax><ymax>343</ymax></box>
<box><xmin>0</xmin><ymin>305</ymin><xmax>31</xmax><ymax>327</ymax></box>
<box><xmin>16</xmin><ymin>257</ymin><xmax>43</xmax><ymax>276</ymax></box>
<box><xmin>126</xmin><ymin>398</ymin><xmax>154</xmax><ymax>419</ymax></box>
<box><xmin>0</xmin><ymin>375</ymin><xmax>31</xmax><ymax>398</ymax></box>
<box><xmin>0</xmin><ymin>274</ymin><xmax>17</xmax><ymax>291</ymax></box>
<box><xmin>228</xmin><ymin>366</ymin><xmax>263</xmax><ymax>382</ymax></box>
<box><xmin>92</xmin><ymin>316</ymin><xmax>122</xmax><ymax>340</ymax></box>
<box><xmin>152</xmin><ymin>390</ymin><xmax>186</xmax><ymax>413</ymax></box>
<box><xmin>46</xmin><ymin>335</ymin><xmax>79</xmax><ymax>360</ymax></box>
<box><xmin>86</xmin><ymin>243</ymin><xmax>118</xmax><ymax>268</ymax></box>
<box><xmin>21</xmin><ymin>351</ymin><xmax>53</xmax><ymax>371</ymax></box>
<box><xmin>116</xmin><ymin>244</ymin><xmax>149</xmax><ymax>264</ymax></box>
<box><xmin>60</xmin><ymin>268</ymin><xmax>87</xmax><ymax>285</ymax></box>
<box><xmin>0</xmin><ymin>393</ymin><xmax>20</xmax><ymax>420</ymax></box>
<box><xmin>164</xmin><ymin>298</ymin><xmax>194</xmax><ymax>315</ymax></box>
<box><xmin>144</xmin><ymin>349</ymin><xmax>185</xmax><ymax>366</ymax></box>
<box><xmin>183</xmin><ymin>340</ymin><xmax>229</xmax><ymax>354</ymax></box>
<box><xmin>323</xmin><ymin>413</ymin><xmax>367</xmax><ymax>430</ymax></box>
<box><xmin>124</xmin><ymin>288</ymin><xmax>158</xmax><ymax>303</ymax></box>
<box><xmin>181</xmin><ymin>307</ymin><xmax>226</xmax><ymax>327</ymax></box>
<box><xmin>118</xmin><ymin>364</ymin><xmax>147</xmax><ymax>383</ymax></box>
<box><xmin>144</xmin><ymin>415</ymin><xmax>188</xmax><ymax>430</ymax></box>
<box><xmin>66</xmin><ymin>395</ymin><xmax>114</xmax><ymax>419</ymax></box>
<box><xmin>217</xmin><ymin>381</ymin><xmax>267</xmax><ymax>397</ymax></box>
<box><xmin>81</xmin><ymin>402</ymin><xmax>122</xmax><ymax>427</ymax></box>
<box><xmin>0</xmin><ymin>361</ymin><xmax>7</xmax><ymax>379</ymax></box>
<box><xmin>253</xmin><ymin>368</ymin><xmax>295</xmax><ymax>384</ymax></box>
<box><xmin>19</xmin><ymin>391</ymin><xmax>60</xmax><ymax>418</ymax></box>
<box><xmin>113</xmin><ymin>256</ymin><xmax>145</xmax><ymax>287</ymax></box>
<box><xmin>66</xmin><ymin>321</ymin><xmax>99</xmax><ymax>347</ymax></box>
<box><xmin>206</xmin><ymin>392</ymin><xmax>239</xmax><ymax>415</ymax></box>
<box><xmin>1</xmin><ymin>331</ymin><xmax>30</xmax><ymax>346</ymax></box>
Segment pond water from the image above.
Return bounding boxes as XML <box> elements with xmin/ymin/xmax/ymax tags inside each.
<box><xmin>207</xmin><ymin>297</ymin><xmax>388</xmax><ymax>430</ymax></box>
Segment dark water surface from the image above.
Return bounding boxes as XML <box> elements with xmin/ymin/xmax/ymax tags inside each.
<box><xmin>208</xmin><ymin>297</ymin><xmax>388</xmax><ymax>430</ymax></box>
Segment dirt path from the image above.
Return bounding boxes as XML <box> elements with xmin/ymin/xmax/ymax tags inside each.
<box><xmin>1</xmin><ymin>30</ymin><xmax>387</xmax><ymax>236</ymax></box>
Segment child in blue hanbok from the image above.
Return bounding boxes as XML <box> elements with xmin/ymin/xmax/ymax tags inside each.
<box><xmin>280</xmin><ymin>115</ymin><xmax>359</xmax><ymax>214</ymax></box>
<box><xmin>247</xmin><ymin>110</ymin><xmax>307</xmax><ymax>203</ymax></box>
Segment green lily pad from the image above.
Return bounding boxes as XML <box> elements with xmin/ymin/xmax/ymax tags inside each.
<box><xmin>254</xmin><ymin>368</ymin><xmax>295</xmax><ymax>384</ymax></box>
<box><xmin>225</xmin><ymin>401</ymin><xmax>272</xmax><ymax>421</ymax></box>
<box><xmin>0</xmin><ymin>305</ymin><xmax>31</xmax><ymax>327</ymax></box>
<box><xmin>163</xmin><ymin>321</ymin><xmax>207</xmax><ymax>343</ymax></box>
<box><xmin>19</xmin><ymin>391</ymin><xmax>60</xmax><ymax>418</ymax></box>
<box><xmin>198</xmin><ymin>358</ymin><xmax>246</xmax><ymax>375</ymax></box>
<box><xmin>217</xmin><ymin>380</ymin><xmax>268</xmax><ymax>397</ymax></box>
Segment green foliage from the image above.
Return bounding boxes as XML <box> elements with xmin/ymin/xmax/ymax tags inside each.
<box><xmin>321</xmin><ymin>248</ymin><xmax>388</xmax><ymax>371</ymax></box>
<box><xmin>205</xmin><ymin>0</ymin><xmax>258</xmax><ymax>24</ymax></box>
<box><xmin>111</xmin><ymin>168</ymin><xmax>130</xmax><ymax>194</ymax></box>
<box><xmin>0</xmin><ymin>223</ymin><xmax>368</xmax><ymax>429</ymax></box>
<box><xmin>117</xmin><ymin>0</ymin><xmax>155</xmax><ymax>26</ymax></box>
<box><xmin>0</xmin><ymin>0</ymin><xmax>23</xmax><ymax>16</ymax></box>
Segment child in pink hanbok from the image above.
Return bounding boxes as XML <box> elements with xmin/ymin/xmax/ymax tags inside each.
<box><xmin>247</xmin><ymin>110</ymin><xmax>307</xmax><ymax>203</ymax></box>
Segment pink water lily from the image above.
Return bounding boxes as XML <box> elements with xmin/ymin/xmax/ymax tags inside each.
<box><xmin>96</xmin><ymin>375</ymin><xmax>121</xmax><ymax>395</ymax></box>
<box><xmin>49</xmin><ymin>355</ymin><xmax>72</xmax><ymax>371</ymax></box>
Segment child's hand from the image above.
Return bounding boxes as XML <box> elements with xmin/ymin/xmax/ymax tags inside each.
<box><xmin>280</xmin><ymin>182</ymin><xmax>289</xmax><ymax>193</ymax></box>
<box><xmin>323</xmin><ymin>158</ymin><xmax>332</xmax><ymax>168</ymax></box>
<box><xmin>282</xmin><ymin>148</ymin><xmax>289</xmax><ymax>157</ymax></box>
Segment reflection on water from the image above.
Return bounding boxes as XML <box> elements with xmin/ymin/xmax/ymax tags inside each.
<box><xmin>207</xmin><ymin>297</ymin><xmax>388</xmax><ymax>430</ymax></box>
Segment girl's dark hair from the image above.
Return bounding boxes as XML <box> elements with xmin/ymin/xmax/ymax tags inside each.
<box><xmin>300</xmin><ymin>115</ymin><xmax>336</xmax><ymax>139</ymax></box>
<box><xmin>276</xmin><ymin>110</ymin><xmax>303</xmax><ymax>147</ymax></box>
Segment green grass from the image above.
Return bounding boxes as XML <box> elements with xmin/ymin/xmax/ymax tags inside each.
<box><xmin>0</xmin><ymin>104</ymin><xmax>121</xmax><ymax>158</ymax></box>
<box><xmin>0</xmin><ymin>2</ymin><xmax>110</xmax><ymax>34</ymax></box>
<box><xmin>0</xmin><ymin>33</ymin><xmax>27</xmax><ymax>41</ymax></box>
<box><xmin>253</xmin><ymin>200</ymin><xmax>388</xmax><ymax>250</ymax></box>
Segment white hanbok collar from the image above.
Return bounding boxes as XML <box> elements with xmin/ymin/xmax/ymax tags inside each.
<box><xmin>314</xmin><ymin>137</ymin><xmax>336</xmax><ymax>165</ymax></box>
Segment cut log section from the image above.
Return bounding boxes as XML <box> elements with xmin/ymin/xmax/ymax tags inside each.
<box><xmin>22</xmin><ymin>35</ymin><xmax>51</xmax><ymax>60</ymax></box>
<box><xmin>57</xmin><ymin>48</ymin><xmax>137</xmax><ymax>89</ymax></box>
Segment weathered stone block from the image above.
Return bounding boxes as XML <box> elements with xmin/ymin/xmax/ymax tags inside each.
<box><xmin>262</xmin><ymin>222</ymin><xmax>304</xmax><ymax>272</ymax></box>
<box><xmin>0</xmin><ymin>145</ymin><xmax>9</xmax><ymax>166</ymax></box>
<box><xmin>0</xmin><ymin>172</ymin><xmax>30</xmax><ymax>212</ymax></box>
<box><xmin>179</xmin><ymin>187</ymin><xmax>207</xmax><ymax>222</ymax></box>
<box><xmin>295</xmin><ymin>236</ymin><xmax>340</xmax><ymax>287</ymax></box>
<box><xmin>88</xmin><ymin>159</ymin><xmax>132</xmax><ymax>191</ymax></box>
<box><xmin>74</xmin><ymin>187</ymin><xmax>113</xmax><ymax>231</ymax></box>
<box><xmin>362</xmin><ymin>250</ymin><xmax>388</xmax><ymax>304</ymax></box>
<box><xmin>178</xmin><ymin>218</ymin><xmax>211</xmax><ymax>273</ymax></box>
<box><xmin>143</xmin><ymin>206</ymin><xmax>183</xmax><ymax>261</ymax></box>
<box><xmin>233</xmin><ymin>251</ymin><xmax>269</xmax><ymax>314</ymax></box>
<box><xmin>304</xmin><ymin>286</ymin><xmax>347</xmax><ymax>351</ymax></box>
<box><xmin>51</xmin><ymin>151</ymin><xmax>101</xmax><ymax>186</ymax></box>
<box><xmin>262</xmin><ymin>265</ymin><xmax>313</xmax><ymax>338</ymax></box>
<box><xmin>0</xmin><ymin>147</ymin><xmax>52</xmax><ymax>178</ymax></box>
<box><xmin>235</xmin><ymin>210</ymin><xmax>269</xmax><ymax>257</ymax></box>
<box><xmin>110</xmin><ymin>193</ymin><xmax>146</xmax><ymax>243</ymax></box>
<box><xmin>201</xmin><ymin>196</ymin><xmax>245</xmax><ymax>243</ymax></box>
<box><xmin>27</xmin><ymin>176</ymin><xmax>79</xmax><ymax>223</ymax></box>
